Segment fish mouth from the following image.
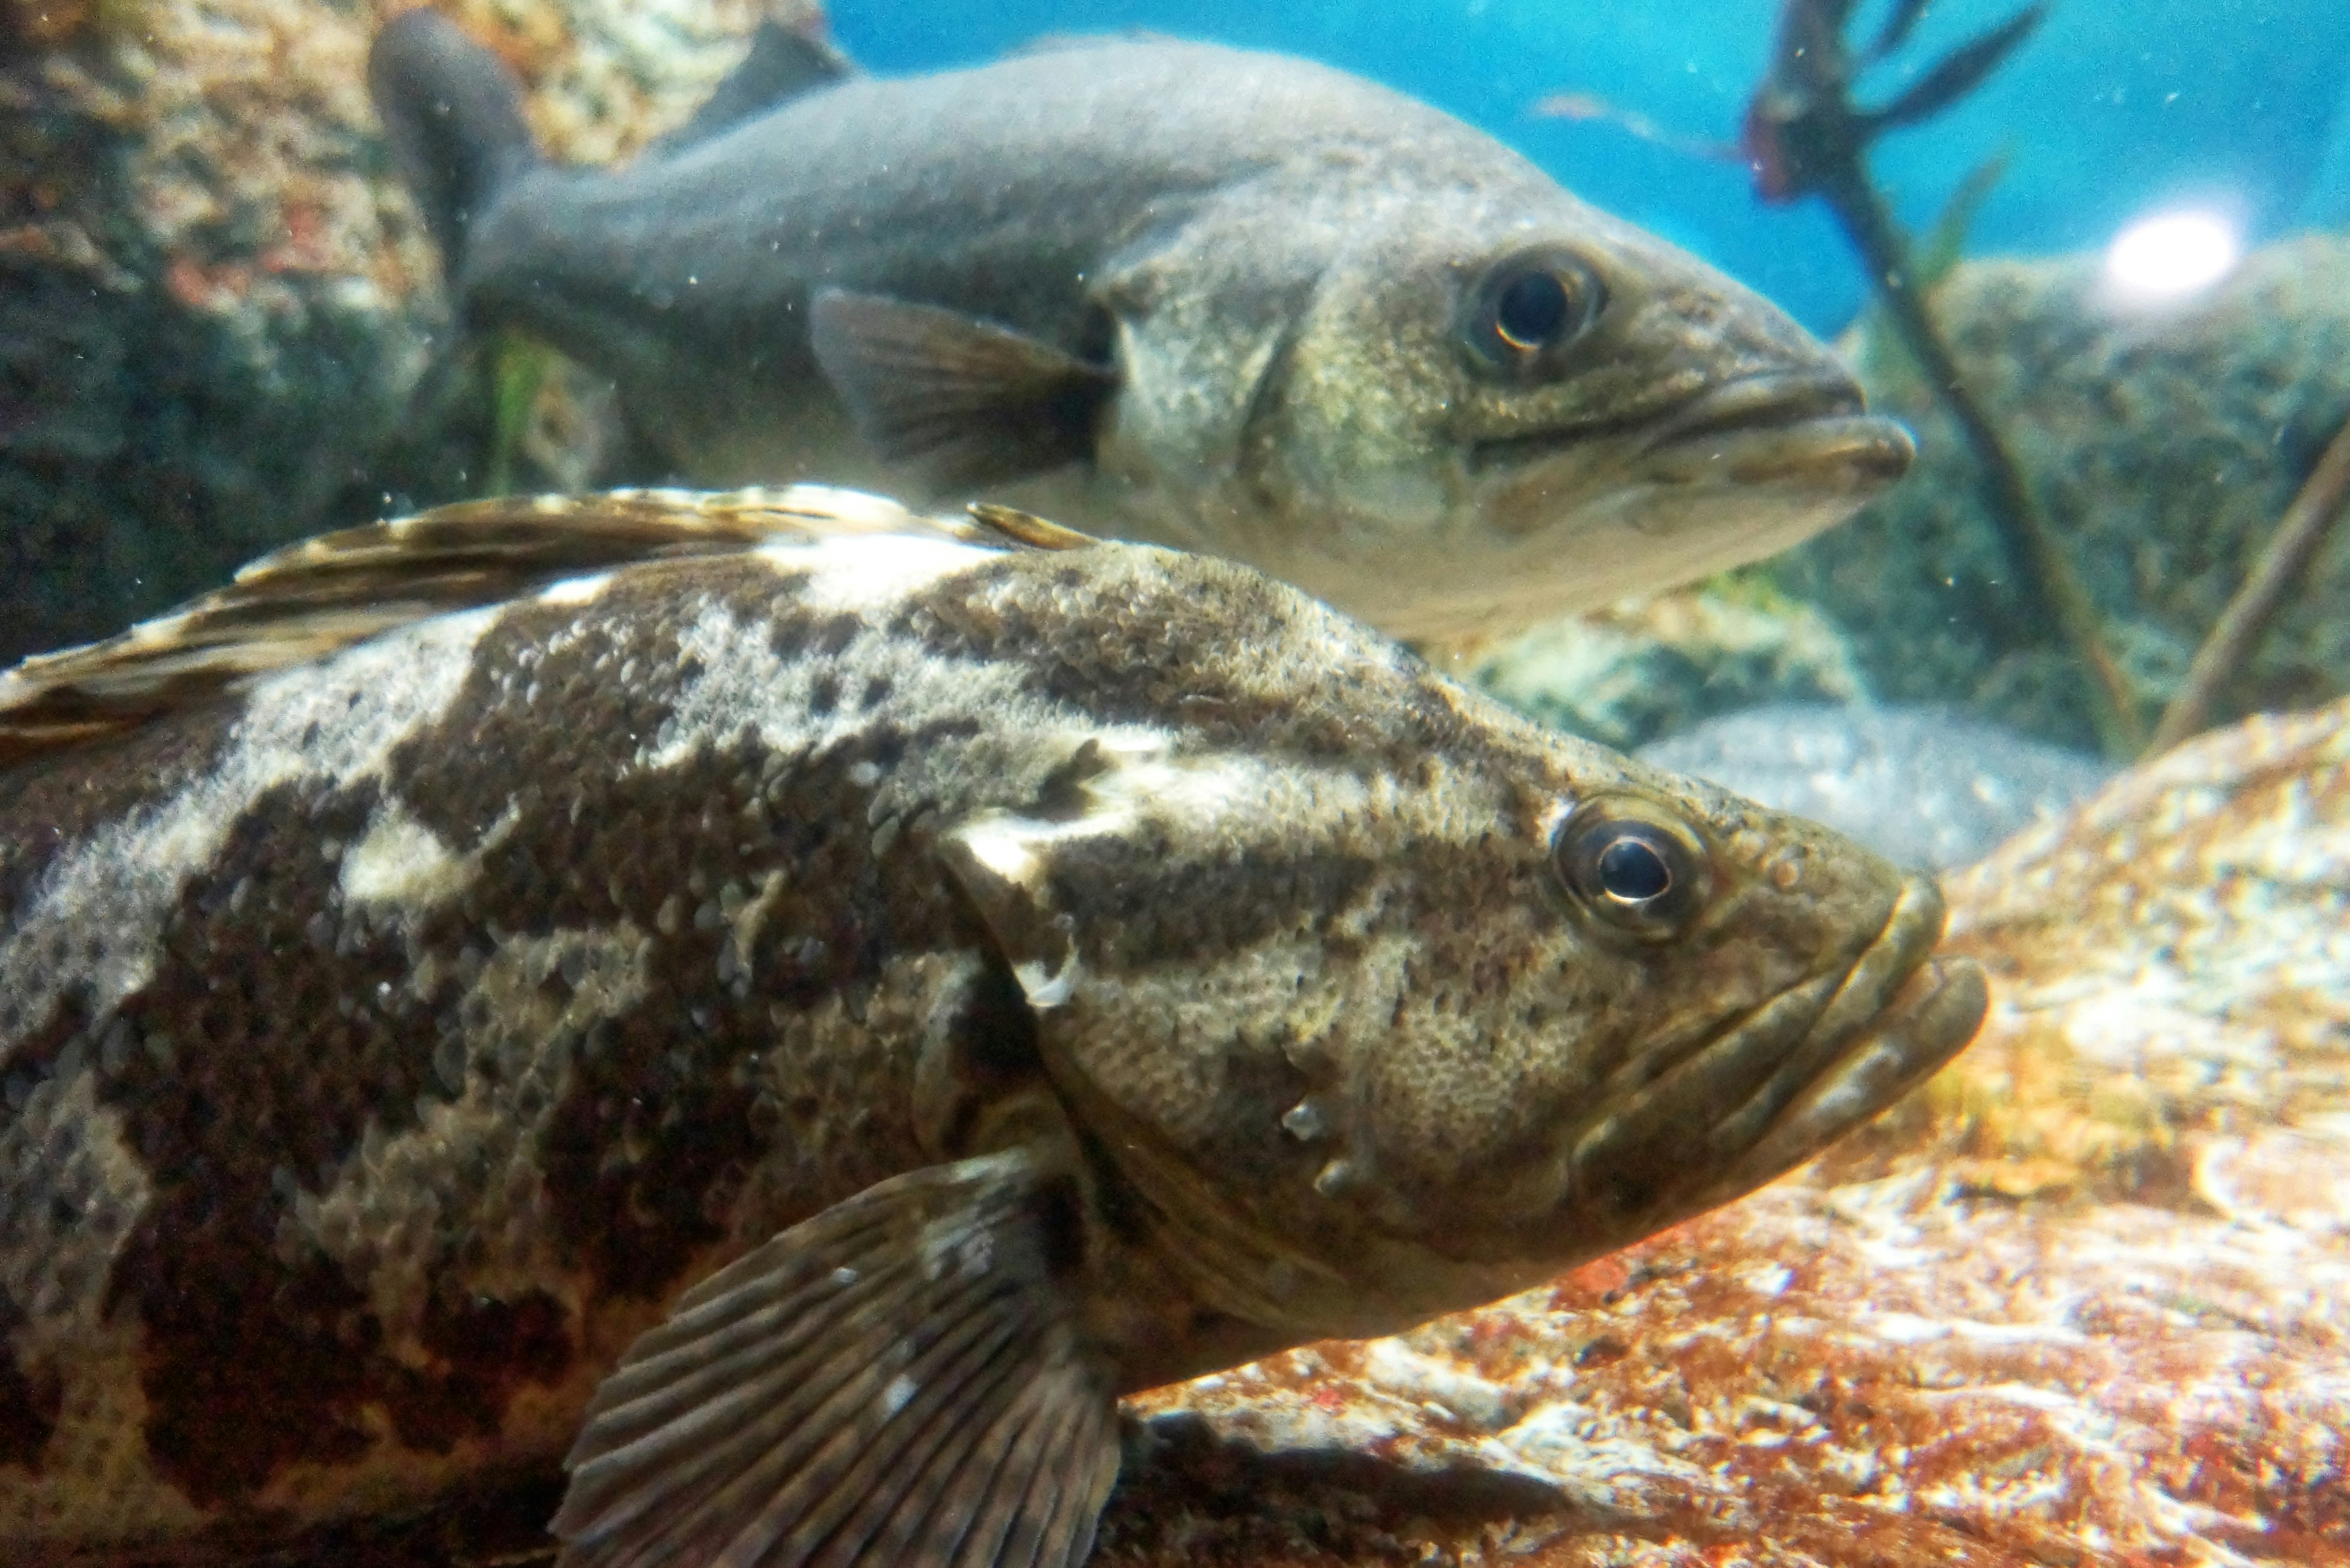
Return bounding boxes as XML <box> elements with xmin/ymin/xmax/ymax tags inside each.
<box><xmin>1693</xmin><ymin>877</ymin><xmax>1986</xmax><ymax>1200</ymax></box>
<box><xmin>1635</xmin><ymin>370</ymin><xmax>1915</xmax><ymax>486</ymax></box>
<box><xmin>1568</xmin><ymin>875</ymin><xmax>1986</xmax><ymax>1226</ymax></box>
<box><xmin>1466</xmin><ymin>370</ymin><xmax>1914</xmax><ymax>488</ymax></box>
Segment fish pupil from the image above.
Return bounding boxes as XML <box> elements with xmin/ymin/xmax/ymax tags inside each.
<box><xmin>1494</xmin><ymin>270</ymin><xmax>1571</xmax><ymax>349</ymax></box>
<box><xmin>1595</xmin><ymin>834</ymin><xmax>1671</xmax><ymax>903</ymax></box>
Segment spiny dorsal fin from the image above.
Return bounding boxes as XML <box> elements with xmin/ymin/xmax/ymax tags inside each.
<box><xmin>963</xmin><ymin>502</ymin><xmax>1099</xmax><ymax>553</ymax></box>
<box><xmin>647</xmin><ymin>18</ymin><xmax>853</xmax><ymax>157</ymax></box>
<box><xmin>0</xmin><ymin>485</ymin><xmax>1094</xmax><ymax>769</ymax></box>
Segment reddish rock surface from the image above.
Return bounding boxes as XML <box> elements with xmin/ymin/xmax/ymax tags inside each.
<box><xmin>1105</xmin><ymin>700</ymin><xmax>2350</xmax><ymax>1567</ymax></box>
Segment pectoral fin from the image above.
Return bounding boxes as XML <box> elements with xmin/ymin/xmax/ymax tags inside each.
<box><xmin>552</xmin><ymin>1146</ymin><xmax>1121</xmax><ymax>1568</ymax></box>
<box><xmin>808</xmin><ymin>288</ymin><xmax>1117</xmax><ymax>493</ymax></box>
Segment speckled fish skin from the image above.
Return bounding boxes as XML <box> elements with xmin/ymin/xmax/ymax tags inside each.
<box><xmin>370</xmin><ymin>17</ymin><xmax>1913</xmax><ymax>641</ymax></box>
<box><xmin>0</xmin><ymin>489</ymin><xmax>1983</xmax><ymax>1566</ymax></box>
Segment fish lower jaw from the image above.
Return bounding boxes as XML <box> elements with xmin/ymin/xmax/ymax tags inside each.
<box><xmin>1699</xmin><ymin>868</ymin><xmax>1985</xmax><ymax>1171</ymax></box>
<box><xmin>1702</xmin><ymin>950</ymin><xmax>1987</xmax><ymax>1204</ymax></box>
<box><xmin>1562</xmin><ymin>874</ymin><xmax>1986</xmax><ymax>1242</ymax></box>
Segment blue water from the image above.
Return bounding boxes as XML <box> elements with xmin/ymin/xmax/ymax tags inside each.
<box><xmin>832</xmin><ymin>0</ymin><xmax>2350</xmax><ymax>332</ymax></box>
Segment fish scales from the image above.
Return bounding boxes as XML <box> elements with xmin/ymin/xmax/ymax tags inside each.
<box><xmin>0</xmin><ymin>489</ymin><xmax>1985</xmax><ymax>1566</ymax></box>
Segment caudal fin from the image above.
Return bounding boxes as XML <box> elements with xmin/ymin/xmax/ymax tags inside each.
<box><xmin>368</xmin><ymin>9</ymin><xmax>540</xmax><ymax>275</ymax></box>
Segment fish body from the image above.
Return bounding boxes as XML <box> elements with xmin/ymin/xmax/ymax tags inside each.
<box><xmin>370</xmin><ymin>18</ymin><xmax>1912</xmax><ymax>641</ymax></box>
<box><xmin>0</xmin><ymin>488</ymin><xmax>1982</xmax><ymax>1565</ymax></box>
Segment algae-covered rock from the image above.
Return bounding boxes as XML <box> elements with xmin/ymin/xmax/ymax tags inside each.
<box><xmin>1764</xmin><ymin>234</ymin><xmax>2350</xmax><ymax>750</ymax></box>
<box><xmin>1100</xmin><ymin>698</ymin><xmax>2350</xmax><ymax>1567</ymax></box>
<box><xmin>0</xmin><ymin>0</ymin><xmax>816</xmax><ymax>665</ymax></box>
<box><xmin>1637</xmin><ymin>701</ymin><xmax>2111</xmax><ymax>868</ymax></box>
<box><xmin>1470</xmin><ymin>584</ymin><xmax>1870</xmax><ymax>750</ymax></box>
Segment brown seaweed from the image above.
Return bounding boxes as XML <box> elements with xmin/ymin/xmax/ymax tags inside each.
<box><xmin>2150</xmin><ymin>406</ymin><xmax>2350</xmax><ymax>752</ymax></box>
<box><xmin>1741</xmin><ymin>0</ymin><xmax>2148</xmax><ymax>756</ymax></box>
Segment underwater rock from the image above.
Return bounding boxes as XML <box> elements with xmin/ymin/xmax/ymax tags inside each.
<box><xmin>0</xmin><ymin>0</ymin><xmax>815</xmax><ymax>664</ymax></box>
<box><xmin>1469</xmin><ymin>586</ymin><xmax>1868</xmax><ymax>751</ymax></box>
<box><xmin>1636</xmin><ymin>702</ymin><xmax>2113</xmax><ymax>869</ymax></box>
<box><xmin>1762</xmin><ymin>233</ymin><xmax>2350</xmax><ymax>750</ymax></box>
<box><xmin>1106</xmin><ymin>696</ymin><xmax>2350</xmax><ymax>1567</ymax></box>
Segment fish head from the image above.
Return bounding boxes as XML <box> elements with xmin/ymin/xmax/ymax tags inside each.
<box><xmin>1244</xmin><ymin>190</ymin><xmax>1914</xmax><ymax>638</ymax></box>
<box><xmin>938</xmin><ymin>580</ymin><xmax>1982</xmax><ymax>1348</ymax></box>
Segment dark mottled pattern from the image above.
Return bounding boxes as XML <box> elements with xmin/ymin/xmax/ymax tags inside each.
<box><xmin>1045</xmin><ymin>832</ymin><xmax>1381</xmax><ymax>973</ymax></box>
<box><xmin>893</xmin><ymin>555</ymin><xmax>1488</xmax><ymax>778</ymax></box>
<box><xmin>0</xmin><ymin>705</ymin><xmax>238</xmax><ymax>956</ymax></box>
<box><xmin>4</xmin><ymin>545</ymin><xmax>1073</xmax><ymax>1532</ymax></box>
<box><xmin>127</xmin><ymin>1471</ymin><xmax>569</xmax><ymax>1568</ymax></box>
<box><xmin>381</xmin><ymin>558</ymin><xmax>991</xmax><ymax>1299</ymax></box>
<box><xmin>409</xmin><ymin>1289</ymin><xmax>574</xmax><ymax>1451</ymax></box>
<box><xmin>0</xmin><ymin>1289</ymin><xmax>58</xmax><ymax>1473</ymax></box>
<box><xmin>88</xmin><ymin>778</ymin><xmax>565</xmax><ymax>1504</ymax></box>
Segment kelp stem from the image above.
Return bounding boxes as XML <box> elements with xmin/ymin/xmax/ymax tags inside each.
<box><xmin>2150</xmin><ymin>408</ymin><xmax>2350</xmax><ymax>753</ymax></box>
<box><xmin>1821</xmin><ymin>169</ymin><xmax>2144</xmax><ymax>758</ymax></box>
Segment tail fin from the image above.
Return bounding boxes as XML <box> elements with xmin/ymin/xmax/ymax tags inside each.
<box><xmin>368</xmin><ymin>9</ymin><xmax>540</xmax><ymax>275</ymax></box>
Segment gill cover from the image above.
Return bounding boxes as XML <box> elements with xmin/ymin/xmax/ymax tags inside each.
<box><xmin>936</xmin><ymin>730</ymin><xmax>1398</xmax><ymax>1340</ymax></box>
<box><xmin>935</xmin><ymin>731</ymin><xmax>1303</xmax><ymax>1148</ymax></box>
<box><xmin>938</xmin><ymin>731</ymin><xmax>1222</xmax><ymax>1003</ymax></box>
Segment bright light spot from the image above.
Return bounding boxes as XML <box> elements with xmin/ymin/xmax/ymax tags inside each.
<box><xmin>2102</xmin><ymin>209</ymin><xmax>2240</xmax><ymax>305</ymax></box>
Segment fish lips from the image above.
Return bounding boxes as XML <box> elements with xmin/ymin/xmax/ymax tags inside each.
<box><xmin>1469</xmin><ymin>370</ymin><xmax>1915</xmax><ymax>493</ymax></box>
<box><xmin>1565</xmin><ymin>873</ymin><xmax>1986</xmax><ymax>1233</ymax></box>
<box><xmin>1633</xmin><ymin>370</ymin><xmax>1915</xmax><ymax>490</ymax></box>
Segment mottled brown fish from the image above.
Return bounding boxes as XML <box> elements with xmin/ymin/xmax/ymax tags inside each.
<box><xmin>368</xmin><ymin>15</ymin><xmax>1913</xmax><ymax>641</ymax></box>
<box><xmin>0</xmin><ymin>487</ymin><xmax>1983</xmax><ymax>1566</ymax></box>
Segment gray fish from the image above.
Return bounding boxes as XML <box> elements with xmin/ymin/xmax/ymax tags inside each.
<box><xmin>1638</xmin><ymin>702</ymin><xmax>2113</xmax><ymax>869</ymax></box>
<box><xmin>0</xmin><ymin>487</ymin><xmax>1983</xmax><ymax>1566</ymax></box>
<box><xmin>368</xmin><ymin>16</ymin><xmax>1914</xmax><ymax>641</ymax></box>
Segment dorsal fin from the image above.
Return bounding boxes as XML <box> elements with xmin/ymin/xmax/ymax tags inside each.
<box><xmin>0</xmin><ymin>486</ymin><xmax>1093</xmax><ymax>769</ymax></box>
<box><xmin>647</xmin><ymin>19</ymin><xmax>852</xmax><ymax>157</ymax></box>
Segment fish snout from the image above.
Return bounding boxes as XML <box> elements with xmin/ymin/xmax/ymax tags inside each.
<box><xmin>1696</xmin><ymin>873</ymin><xmax>1985</xmax><ymax>1198</ymax></box>
<box><xmin>1563</xmin><ymin>872</ymin><xmax>1983</xmax><ymax>1238</ymax></box>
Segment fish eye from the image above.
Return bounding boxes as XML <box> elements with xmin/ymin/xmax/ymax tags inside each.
<box><xmin>1465</xmin><ymin>250</ymin><xmax>1606</xmax><ymax>375</ymax></box>
<box><xmin>1551</xmin><ymin>798</ymin><xmax>1710</xmax><ymax>939</ymax></box>
<box><xmin>1495</xmin><ymin>271</ymin><xmax>1569</xmax><ymax>350</ymax></box>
